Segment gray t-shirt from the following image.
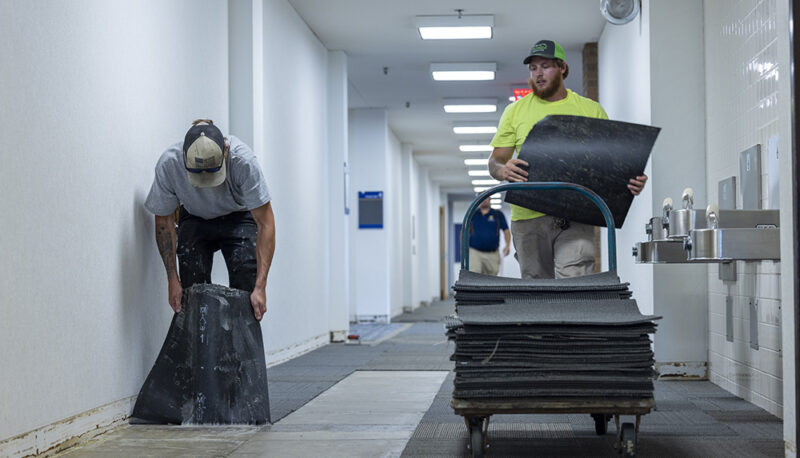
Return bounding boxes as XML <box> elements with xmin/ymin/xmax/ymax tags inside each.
<box><xmin>145</xmin><ymin>135</ymin><xmax>271</xmax><ymax>219</ymax></box>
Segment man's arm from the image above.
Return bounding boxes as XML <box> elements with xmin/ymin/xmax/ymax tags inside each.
<box><xmin>249</xmin><ymin>202</ymin><xmax>275</xmax><ymax>321</ymax></box>
<box><xmin>489</xmin><ymin>147</ymin><xmax>529</xmax><ymax>182</ymax></box>
<box><xmin>154</xmin><ymin>212</ymin><xmax>182</xmax><ymax>313</ymax></box>
<box><xmin>502</xmin><ymin>229</ymin><xmax>511</xmax><ymax>256</ymax></box>
<box><xmin>628</xmin><ymin>174</ymin><xmax>648</xmax><ymax>195</ymax></box>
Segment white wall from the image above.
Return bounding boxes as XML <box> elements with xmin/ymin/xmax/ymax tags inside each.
<box><xmin>0</xmin><ymin>0</ymin><xmax>228</xmax><ymax>445</ymax></box>
<box><xmin>326</xmin><ymin>50</ymin><xmax>350</xmax><ymax>339</ymax></box>
<box><xmin>348</xmin><ymin>108</ymin><xmax>391</xmax><ymax>321</ymax></box>
<box><xmin>388</xmin><ymin>130</ymin><xmax>406</xmax><ymax>317</ymax></box>
<box><xmin>0</xmin><ymin>0</ymin><xmax>350</xmax><ymax>451</ymax></box>
<box><xmin>257</xmin><ymin>0</ymin><xmax>332</xmax><ymax>361</ymax></box>
<box><xmin>598</xmin><ymin>0</ymin><xmax>654</xmax><ymax>318</ymax></box>
<box><xmin>400</xmin><ymin>143</ymin><xmax>415</xmax><ymax>310</ymax></box>
<box><xmin>776</xmin><ymin>0</ymin><xmax>796</xmax><ymax>450</ymax></box>
<box><xmin>704</xmin><ymin>0</ymin><xmax>785</xmax><ymax>418</ymax></box>
<box><xmin>648</xmin><ymin>0</ymin><xmax>709</xmax><ymax>376</ymax></box>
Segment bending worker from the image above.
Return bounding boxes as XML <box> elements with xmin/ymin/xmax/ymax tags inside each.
<box><xmin>144</xmin><ymin>119</ymin><xmax>275</xmax><ymax>320</ymax></box>
<box><xmin>468</xmin><ymin>198</ymin><xmax>511</xmax><ymax>276</ymax></box>
<box><xmin>489</xmin><ymin>40</ymin><xmax>647</xmax><ymax>279</ymax></box>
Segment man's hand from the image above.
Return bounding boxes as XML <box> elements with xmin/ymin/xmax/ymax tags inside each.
<box><xmin>628</xmin><ymin>174</ymin><xmax>648</xmax><ymax>196</ymax></box>
<box><xmin>503</xmin><ymin>245</ymin><xmax>510</xmax><ymax>257</ymax></box>
<box><xmin>168</xmin><ymin>276</ymin><xmax>183</xmax><ymax>313</ymax></box>
<box><xmin>250</xmin><ymin>287</ymin><xmax>266</xmax><ymax>321</ymax></box>
<box><xmin>500</xmin><ymin>158</ymin><xmax>529</xmax><ymax>182</ymax></box>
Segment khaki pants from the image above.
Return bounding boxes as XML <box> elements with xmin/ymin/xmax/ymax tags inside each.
<box><xmin>468</xmin><ymin>248</ymin><xmax>502</xmax><ymax>276</ymax></box>
<box><xmin>510</xmin><ymin>215</ymin><xmax>595</xmax><ymax>279</ymax></box>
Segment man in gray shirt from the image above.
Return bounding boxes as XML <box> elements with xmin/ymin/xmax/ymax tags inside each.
<box><xmin>145</xmin><ymin>119</ymin><xmax>275</xmax><ymax>321</ymax></box>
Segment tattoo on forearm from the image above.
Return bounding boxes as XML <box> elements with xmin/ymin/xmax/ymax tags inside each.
<box><xmin>155</xmin><ymin>223</ymin><xmax>178</xmax><ymax>277</ymax></box>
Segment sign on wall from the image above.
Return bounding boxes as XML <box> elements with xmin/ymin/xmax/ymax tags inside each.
<box><xmin>358</xmin><ymin>191</ymin><xmax>383</xmax><ymax>229</ymax></box>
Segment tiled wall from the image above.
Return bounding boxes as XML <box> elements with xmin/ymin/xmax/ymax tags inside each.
<box><xmin>704</xmin><ymin>0</ymin><xmax>782</xmax><ymax>416</ymax></box>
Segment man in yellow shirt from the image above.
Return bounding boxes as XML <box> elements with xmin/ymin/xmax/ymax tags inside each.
<box><xmin>488</xmin><ymin>40</ymin><xmax>647</xmax><ymax>279</ymax></box>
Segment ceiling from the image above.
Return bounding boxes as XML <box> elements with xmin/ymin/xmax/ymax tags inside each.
<box><xmin>288</xmin><ymin>0</ymin><xmax>608</xmax><ymax>192</ymax></box>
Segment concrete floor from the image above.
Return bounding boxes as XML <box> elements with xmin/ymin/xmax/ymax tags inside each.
<box><xmin>56</xmin><ymin>299</ymin><xmax>784</xmax><ymax>457</ymax></box>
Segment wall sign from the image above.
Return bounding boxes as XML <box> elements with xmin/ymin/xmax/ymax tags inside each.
<box><xmin>358</xmin><ymin>191</ymin><xmax>383</xmax><ymax>229</ymax></box>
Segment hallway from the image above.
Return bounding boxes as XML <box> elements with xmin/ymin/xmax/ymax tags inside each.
<box><xmin>56</xmin><ymin>300</ymin><xmax>783</xmax><ymax>457</ymax></box>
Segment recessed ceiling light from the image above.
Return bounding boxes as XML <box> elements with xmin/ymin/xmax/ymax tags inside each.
<box><xmin>444</xmin><ymin>98</ymin><xmax>497</xmax><ymax>113</ymax></box>
<box><xmin>453</xmin><ymin>124</ymin><xmax>497</xmax><ymax>135</ymax></box>
<box><xmin>468</xmin><ymin>170</ymin><xmax>491</xmax><ymax>176</ymax></box>
<box><xmin>473</xmin><ymin>186</ymin><xmax>490</xmax><ymax>193</ymax></box>
<box><xmin>464</xmin><ymin>158</ymin><xmax>489</xmax><ymax>166</ymax></box>
<box><xmin>471</xmin><ymin>179</ymin><xmax>500</xmax><ymax>186</ymax></box>
<box><xmin>416</xmin><ymin>15</ymin><xmax>493</xmax><ymax>40</ymax></box>
<box><xmin>431</xmin><ymin>63</ymin><xmax>496</xmax><ymax>81</ymax></box>
<box><xmin>459</xmin><ymin>144</ymin><xmax>493</xmax><ymax>152</ymax></box>
<box><xmin>491</xmin><ymin>204</ymin><xmax>502</xmax><ymax>209</ymax></box>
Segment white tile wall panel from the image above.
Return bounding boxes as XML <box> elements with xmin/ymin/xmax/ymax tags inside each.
<box><xmin>709</xmin><ymin>311</ymin><xmax>781</xmax><ymax>353</ymax></box>
<box><xmin>709</xmin><ymin>371</ymin><xmax>782</xmax><ymax>417</ymax></box>
<box><xmin>709</xmin><ymin>292</ymin><xmax>781</xmax><ymax>326</ymax></box>
<box><xmin>703</xmin><ymin>0</ymin><xmax>782</xmax><ymax>415</ymax></box>
<box><xmin>709</xmin><ymin>351</ymin><xmax>783</xmax><ymax>406</ymax></box>
<box><xmin>709</xmin><ymin>331</ymin><xmax>782</xmax><ymax>377</ymax></box>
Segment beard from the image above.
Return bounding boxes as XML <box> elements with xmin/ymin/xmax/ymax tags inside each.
<box><xmin>528</xmin><ymin>71</ymin><xmax>563</xmax><ymax>100</ymax></box>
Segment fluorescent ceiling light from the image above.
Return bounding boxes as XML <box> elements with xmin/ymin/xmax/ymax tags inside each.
<box><xmin>474</xmin><ymin>186</ymin><xmax>490</xmax><ymax>193</ymax></box>
<box><xmin>444</xmin><ymin>98</ymin><xmax>497</xmax><ymax>113</ymax></box>
<box><xmin>491</xmin><ymin>204</ymin><xmax>502</xmax><ymax>209</ymax></box>
<box><xmin>464</xmin><ymin>158</ymin><xmax>489</xmax><ymax>166</ymax></box>
<box><xmin>416</xmin><ymin>15</ymin><xmax>493</xmax><ymax>40</ymax></box>
<box><xmin>453</xmin><ymin>124</ymin><xmax>497</xmax><ymax>135</ymax></box>
<box><xmin>459</xmin><ymin>144</ymin><xmax>493</xmax><ymax>152</ymax></box>
<box><xmin>468</xmin><ymin>170</ymin><xmax>491</xmax><ymax>176</ymax></box>
<box><xmin>431</xmin><ymin>63</ymin><xmax>496</xmax><ymax>81</ymax></box>
<box><xmin>472</xmin><ymin>179</ymin><xmax>500</xmax><ymax>186</ymax></box>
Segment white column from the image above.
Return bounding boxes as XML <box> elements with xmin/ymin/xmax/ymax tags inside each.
<box><xmin>349</xmin><ymin>108</ymin><xmax>391</xmax><ymax>322</ymax></box>
<box><xmin>327</xmin><ymin>50</ymin><xmax>349</xmax><ymax>339</ymax></box>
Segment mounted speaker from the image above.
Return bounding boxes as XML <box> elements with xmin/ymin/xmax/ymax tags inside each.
<box><xmin>600</xmin><ymin>0</ymin><xmax>640</xmax><ymax>25</ymax></box>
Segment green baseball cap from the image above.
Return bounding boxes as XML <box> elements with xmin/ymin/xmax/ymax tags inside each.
<box><xmin>523</xmin><ymin>40</ymin><xmax>566</xmax><ymax>64</ymax></box>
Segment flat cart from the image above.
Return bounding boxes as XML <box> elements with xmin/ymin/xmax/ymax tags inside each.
<box><xmin>455</xmin><ymin>182</ymin><xmax>655</xmax><ymax>457</ymax></box>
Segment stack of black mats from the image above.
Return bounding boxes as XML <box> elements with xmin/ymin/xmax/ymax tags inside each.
<box><xmin>447</xmin><ymin>270</ymin><xmax>660</xmax><ymax>400</ymax></box>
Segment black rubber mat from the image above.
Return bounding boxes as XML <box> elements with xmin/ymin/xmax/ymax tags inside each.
<box><xmin>503</xmin><ymin>115</ymin><xmax>660</xmax><ymax>228</ymax></box>
<box><xmin>454</xmin><ymin>269</ymin><xmax>629</xmax><ymax>292</ymax></box>
<box><xmin>454</xmin><ymin>290</ymin><xmax>632</xmax><ymax>305</ymax></box>
<box><xmin>131</xmin><ymin>284</ymin><xmax>270</xmax><ymax>424</ymax></box>
<box><xmin>456</xmin><ymin>299</ymin><xmax>660</xmax><ymax>325</ymax></box>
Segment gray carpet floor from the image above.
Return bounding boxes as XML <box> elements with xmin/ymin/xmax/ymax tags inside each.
<box><xmin>266</xmin><ymin>298</ymin><xmax>783</xmax><ymax>457</ymax></box>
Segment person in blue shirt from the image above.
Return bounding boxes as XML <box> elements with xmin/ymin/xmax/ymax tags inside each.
<box><xmin>468</xmin><ymin>199</ymin><xmax>511</xmax><ymax>275</ymax></box>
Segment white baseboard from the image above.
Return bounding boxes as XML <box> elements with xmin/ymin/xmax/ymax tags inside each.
<box><xmin>265</xmin><ymin>333</ymin><xmax>328</xmax><ymax>367</ymax></box>
<box><xmin>0</xmin><ymin>396</ymin><xmax>135</xmax><ymax>458</ymax></box>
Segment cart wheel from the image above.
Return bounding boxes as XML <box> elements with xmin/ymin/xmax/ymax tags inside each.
<box><xmin>592</xmin><ymin>413</ymin><xmax>609</xmax><ymax>435</ymax></box>
<box><xmin>468</xmin><ymin>418</ymin><xmax>485</xmax><ymax>458</ymax></box>
<box><xmin>620</xmin><ymin>422</ymin><xmax>637</xmax><ymax>457</ymax></box>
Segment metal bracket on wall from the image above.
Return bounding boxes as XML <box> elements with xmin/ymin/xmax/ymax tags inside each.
<box><xmin>749</xmin><ymin>298</ymin><xmax>759</xmax><ymax>350</ymax></box>
<box><xmin>726</xmin><ymin>296</ymin><xmax>734</xmax><ymax>342</ymax></box>
<box><xmin>719</xmin><ymin>261</ymin><xmax>737</xmax><ymax>281</ymax></box>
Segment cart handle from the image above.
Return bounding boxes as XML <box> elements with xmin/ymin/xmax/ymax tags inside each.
<box><xmin>461</xmin><ymin>182</ymin><xmax>617</xmax><ymax>272</ymax></box>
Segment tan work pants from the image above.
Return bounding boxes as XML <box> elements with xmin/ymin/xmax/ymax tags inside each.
<box><xmin>467</xmin><ymin>248</ymin><xmax>502</xmax><ymax>276</ymax></box>
<box><xmin>510</xmin><ymin>215</ymin><xmax>595</xmax><ymax>279</ymax></box>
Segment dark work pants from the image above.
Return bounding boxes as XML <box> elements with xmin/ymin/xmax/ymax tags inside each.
<box><xmin>177</xmin><ymin>207</ymin><xmax>258</xmax><ymax>292</ymax></box>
